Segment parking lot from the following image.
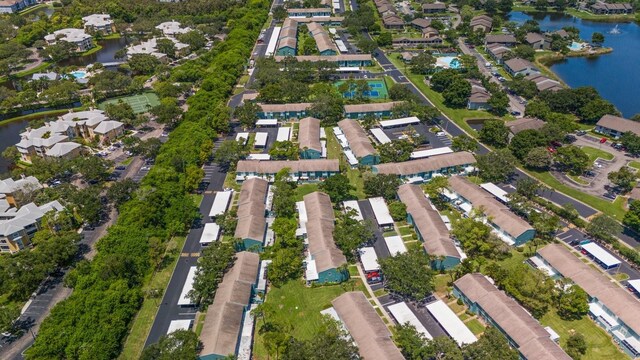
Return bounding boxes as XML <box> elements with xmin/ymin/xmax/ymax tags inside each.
<box><xmin>381</xmin><ymin>123</ymin><xmax>452</xmax><ymax>149</ymax></box>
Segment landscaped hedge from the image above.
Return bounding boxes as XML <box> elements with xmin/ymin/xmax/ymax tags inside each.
<box><xmin>24</xmin><ymin>1</ymin><xmax>269</xmax><ymax>359</ymax></box>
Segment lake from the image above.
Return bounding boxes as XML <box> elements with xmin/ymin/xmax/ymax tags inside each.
<box><xmin>509</xmin><ymin>11</ymin><xmax>640</xmax><ymax>118</ymax></box>
<box><xmin>57</xmin><ymin>37</ymin><xmax>129</xmax><ymax>67</ymax></box>
<box><xmin>0</xmin><ymin>119</ymin><xmax>28</xmax><ymax>176</ymax></box>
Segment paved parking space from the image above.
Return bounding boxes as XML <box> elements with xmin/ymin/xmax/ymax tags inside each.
<box><xmin>357</xmin><ymin>200</ymin><xmax>391</xmax><ymax>259</ymax></box>
<box><xmin>132</xmin><ymin>166</ymin><xmax>151</xmax><ymax>182</ymax></box>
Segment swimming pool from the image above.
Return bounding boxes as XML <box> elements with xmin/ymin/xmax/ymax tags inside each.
<box><xmin>70</xmin><ymin>71</ymin><xmax>87</xmax><ymax>79</ymax></box>
<box><xmin>436</xmin><ymin>56</ymin><xmax>462</xmax><ymax>69</ymax></box>
<box><xmin>569</xmin><ymin>42</ymin><xmax>585</xmax><ymax>51</ymax></box>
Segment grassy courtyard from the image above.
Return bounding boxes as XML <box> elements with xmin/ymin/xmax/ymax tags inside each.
<box><xmin>581</xmin><ymin>146</ymin><xmax>615</xmax><ymax>162</ymax></box>
<box><xmin>540</xmin><ymin>310</ymin><xmax>629</xmax><ymax>360</ymax></box>
<box><xmin>253</xmin><ymin>279</ymin><xmax>366</xmax><ymax>359</ymax></box>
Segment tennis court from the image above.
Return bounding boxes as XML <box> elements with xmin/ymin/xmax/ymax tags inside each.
<box><xmin>98</xmin><ymin>93</ymin><xmax>160</xmax><ymax>114</ymax></box>
<box><xmin>335</xmin><ymin>79</ymin><xmax>389</xmax><ymax>100</ymax></box>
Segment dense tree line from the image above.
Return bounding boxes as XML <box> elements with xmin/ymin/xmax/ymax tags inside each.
<box><xmin>24</xmin><ymin>1</ymin><xmax>269</xmax><ymax>358</ymax></box>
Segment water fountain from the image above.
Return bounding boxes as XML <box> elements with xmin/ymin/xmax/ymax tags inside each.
<box><xmin>609</xmin><ymin>25</ymin><xmax>621</xmax><ymax>34</ymax></box>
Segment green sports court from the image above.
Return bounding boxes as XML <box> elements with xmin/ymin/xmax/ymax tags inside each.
<box><xmin>334</xmin><ymin>79</ymin><xmax>389</xmax><ymax>100</ymax></box>
<box><xmin>98</xmin><ymin>93</ymin><xmax>160</xmax><ymax>114</ymax></box>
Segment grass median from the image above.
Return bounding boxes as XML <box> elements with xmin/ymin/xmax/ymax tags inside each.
<box><xmin>118</xmin><ymin>235</ymin><xmax>187</xmax><ymax>359</ymax></box>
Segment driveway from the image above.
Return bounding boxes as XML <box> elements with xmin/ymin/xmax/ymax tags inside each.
<box><xmin>457</xmin><ymin>39</ymin><xmax>525</xmax><ymax>116</ymax></box>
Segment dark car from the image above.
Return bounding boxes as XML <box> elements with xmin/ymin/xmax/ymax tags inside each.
<box><xmin>115</xmin><ymin>165</ymin><xmax>126</xmax><ymax>171</ymax></box>
<box><xmin>569</xmin><ymin>239</ymin><xmax>581</xmax><ymax>247</ymax></box>
<box><xmin>565</xmin><ymin>135</ymin><xmax>577</xmax><ymax>143</ymax></box>
<box><xmin>575</xmin><ymin>130</ymin><xmax>587</xmax><ymax>136</ymax></box>
<box><xmin>510</xmin><ymin>111</ymin><xmax>521</xmax><ymax>116</ymax></box>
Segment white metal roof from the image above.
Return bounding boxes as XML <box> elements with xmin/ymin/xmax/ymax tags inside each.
<box><xmin>276</xmin><ymin>127</ymin><xmax>291</xmax><ymax>142</ymax></box>
<box><xmin>544</xmin><ymin>326</ymin><xmax>560</xmax><ymax>342</ymax></box>
<box><xmin>425</xmin><ymin>300</ymin><xmax>477</xmax><ymax>346</ymax></box>
<box><xmin>265</xmin><ymin>26</ymin><xmax>281</xmax><ymax>57</ymax></box>
<box><xmin>177</xmin><ymin>266</ymin><xmax>197</xmax><ymax>306</ymax></box>
<box><xmin>256</xmin><ymin>259</ymin><xmax>272</xmax><ymax>292</ymax></box>
<box><xmin>359</xmin><ymin>247</ymin><xmax>380</xmax><ymax>272</ymax></box>
<box><xmin>344</xmin><ymin>150</ymin><xmax>358</xmax><ymax>166</ymax></box>
<box><xmin>480</xmin><ymin>182</ymin><xmax>510</xmax><ymax>203</ymax></box>
<box><xmin>336</xmin><ymin>67</ymin><xmax>361</xmax><ymax>72</ymax></box>
<box><xmin>530</xmin><ymin>256</ymin><xmax>557</xmax><ymax>277</ymax></box>
<box><xmin>320</xmin><ymin>127</ymin><xmax>326</xmax><ymax>139</ymax></box>
<box><xmin>296</xmin><ymin>200</ymin><xmax>308</xmax><ymax>227</ymax></box>
<box><xmin>370</xmin><ymin>128</ymin><xmax>392</xmax><ymax>144</ymax></box>
<box><xmin>305</xmin><ymin>255</ymin><xmax>319</xmax><ymax>281</ymax></box>
<box><xmin>256</xmin><ymin>119</ymin><xmax>278</xmax><ymax>126</ymax></box>
<box><xmin>337</xmin><ymin>134</ymin><xmax>349</xmax><ymax>147</ymax></box>
<box><xmin>410</xmin><ymin>146</ymin><xmax>453</xmax><ymax>159</ymax></box>
<box><xmin>343</xmin><ymin>200</ymin><xmax>364</xmax><ymax>221</ymax></box>
<box><xmin>332</xmin><ymin>126</ymin><xmax>343</xmax><ymax>136</ymax></box>
<box><xmin>581</xmin><ymin>242</ymin><xmax>621</xmax><ymax>268</ymax></box>
<box><xmin>629</xmin><ymin>279</ymin><xmax>640</xmax><ymax>293</ymax></box>
<box><xmin>369</xmin><ymin>197</ymin><xmax>394</xmax><ymax>227</ymax></box>
<box><xmin>379</xmin><ymin>116</ymin><xmax>420</xmax><ymax>129</ymax></box>
<box><xmin>209</xmin><ymin>190</ymin><xmax>233</xmax><ymax>218</ymax></box>
<box><xmin>167</xmin><ymin>319</ymin><xmax>192</xmax><ymax>334</ymax></box>
<box><xmin>387</xmin><ymin>302</ymin><xmax>432</xmax><ymax>339</ymax></box>
<box><xmin>336</xmin><ymin>39</ymin><xmax>348</xmax><ymax>53</ymax></box>
<box><xmin>200</xmin><ymin>223</ymin><xmax>221</xmax><ymax>245</ymax></box>
<box><xmin>254</xmin><ymin>132</ymin><xmax>269</xmax><ymax>147</ymax></box>
<box><xmin>385</xmin><ymin>236</ymin><xmax>407</xmax><ymax>256</ymax></box>
<box><xmin>236</xmin><ymin>132</ymin><xmax>249</xmax><ymax>145</ymax></box>
<box><xmin>247</xmin><ymin>153</ymin><xmax>271</xmax><ymax>160</ymax></box>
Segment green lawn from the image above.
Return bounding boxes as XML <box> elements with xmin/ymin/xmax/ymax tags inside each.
<box><xmin>386</xmin><ymin>54</ymin><xmax>492</xmax><ymax>135</ymax></box>
<box><xmin>526</xmin><ymin>169</ymin><xmax>627</xmax><ymax>220</ymax></box>
<box><xmin>465</xmin><ymin>318</ymin><xmax>485</xmax><ymax>336</ymax></box>
<box><xmin>383</xmin><ymin>230</ymin><xmax>398</xmax><ymax>237</ymax></box>
<box><xmin>119</xmin><ymin>236</ymin><xmax>187</xmax><ymax>360</ymax></box>
<box><xmin>568</xmin><ymin>174</ymin><xmax>590</xmax><ymax>185</ymax></box>
<box><xmin>628</xmin><ymin>161</ymin><xmax>640</xmax><ymax>170</ymax></box>
<box><xmin>253</xmin><ymin>279</ymin><xmax>365</xmax><ymax>359</ymax></box>
<box><xmin>581</xmin><ymin>146</ymin><xmax>615</xmax><ymax>162</ymax></box>
<box><xmin>324</xmin><ymin>128</ymin><xmax>366</xmax><ymax>199</ymax></box>
<box><xmin>397</xmin><ymin>226</ymin><xmax>413</xmax><ymax>236</ymax></box>
<box><xmin>295</xmin><ymin>183</ymin><xmax>319</xmax><ymax>201</ymax></box>
<box><xmin>540</xmin><ymin>310</ymin><xmax>629</xmax><ymax>360</ymax></box>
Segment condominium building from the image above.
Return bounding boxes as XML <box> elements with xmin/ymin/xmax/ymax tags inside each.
<box><xmin>82</xmin><ymin>14</ymin><xmax>115</xmax><ymax>34</ymax></box>
<box><xmin>44</xmin><ymin>28</ymin><xmax>94</xmax><ymax>52</ymax></box>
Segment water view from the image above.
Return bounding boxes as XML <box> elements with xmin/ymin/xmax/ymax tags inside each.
<box><xmin>0</xmin><ymin>119</ymin><xmax>28</xmax><ymax>176</ymax></box>
<box><xmin>57</xmin><ymin>37</ymin><xmax>129</xmax><ymax>67</ymax></box>
<box><xmin>509</xmin><ymin>11</ymin><xmax>640</xmax><ymax>117</ymax></box>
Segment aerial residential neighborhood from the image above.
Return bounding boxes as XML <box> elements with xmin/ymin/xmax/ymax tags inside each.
<box><xmin>0</xmin><ymin>0</ymin><xmax>639</xmax><ymax>359</ymax></box>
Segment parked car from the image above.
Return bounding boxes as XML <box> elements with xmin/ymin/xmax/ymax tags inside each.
<box><xmin>575</xmin><ymin>130</ymin><xmax>587</xmax><ymax>136</ymax></box>
<box><xmin>600</xmin><ymin>137</ymin><xmax>607</xmax><ymax>144</ymax></box>
<box><xmin>115</xmin><ymin>165</ymin><xmax>126</xmax><ymax>171</ymax></box>
<box><xmin>510</xmin><ymin>111</ymin><xmax>521</xmax><ymax>116</ymax></box>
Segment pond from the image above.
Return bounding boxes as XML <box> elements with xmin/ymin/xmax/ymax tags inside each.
<box><xmin>509</xmin><ymin>11</ymin><xmax>640</xmax><ymax>117</ymax></box>
<box><xmin>57</xmin><ymin>37</ymin><xmax>129</xmax><ymax>67</ymax></box>
<box><xmin>0</xmin><ymin>119</ymin><xmax>28</xmax><ymax>176</ymax></box>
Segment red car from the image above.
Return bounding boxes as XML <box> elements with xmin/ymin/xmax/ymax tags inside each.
<box><xmin>600</xmin><ymin>137</ymin><xmax>607</xmax><ymax>144</ymax></box>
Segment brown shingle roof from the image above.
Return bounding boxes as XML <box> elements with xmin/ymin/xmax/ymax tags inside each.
<box><xmin>304</xmin><ymin>192</ymin><xmax>346</xmax><ymax>272</ymax></box>
<box><xmin>411</xmin><ymin>18</ymin><xmax>432</xmax><ymax>28</ymax></box>
<box><xmin>307</xmin><ymin>22</ymin><xmax>338</xmax><ymax>54</ymax></box>
<box><xmin>596</xmin><ymin>114</ymin><xmax>640</xmax><ymax>136</ymax></box>
<box><xmin>258</xmin><ymin>103</ymin><xmax>312</xmax><ymax>113</ymax></box>
<box><xmin>236</xmin><ymin>159</ymin><xmax>339</xmax><ymax>174</ymax></box>
<box><xmin>485</xmin><ymin>34</ymin><xmax>517</xmax><ymax>44</ymax></box>
<box><xmin>382</xmin><ymin>13</ymin><xmax>405</xmax><ymax>26</ymax></box>
<box><xmin>397</xmin><ymin>184</ymin><xmax>460</xmax><ymax>258</ymax></box>
<box><xmin>200</xmin><ymin>252</ymin><xmax>260</xmax><ymax>358</ymax></box>
<box><xmin>525</xmin><ymin>32</ymin><xmax>546</xmax><ymax>45</ymax></box>
<box><xmin>448</xmin><ymin>176</ymin><xmax>534</xmax><ymax>240</ymax></box>
<box><xmin>538</xmin><ymin>244</ymin><xmax>640</xmax><ymax>335</ymax></box>
<box><xmin>338</xmin><ymin>119</ymin><xmax>376</xmax><ymax>159</ymax></box>
<box><xmin>422</xmin><ymin>2</ymin><xmax>446</xmax><ymax>10</ymax></box>
<box><xmin>234</xmin><ymin>178</ymin><xmax>268</xmax><ymax>241</ymax></box>
<box><xmin>504</xmin><ymin>57</ymin><xmax>537</xmax><ymax>73</ymax></box>
<box><xmin>373</xmin><ymin>151</ymin><xmax>476</xmax><ymax>176</ymax></box>
<box><xmin>470</xmin><ymin>14</ymin><xmax>493</xmax><ymax>28</ymax></box>
<box><xmin>454</xmin><ymin>273</ymin><xmax>572</xmax><ymax>360</ymax></box>
<box><xmin>298</xmin><ymin>117</ymin><xmax>322</xmax><ymax>153</ymax></box>
<box><xmin>332</xmin><ymin>292</ymin><xmax>405</xmax><ymax>360</ymax></box>
<box><xmin>274</xmin><ymin>54</ymin><xmax>372</xmax><ymax>62</ymax></box>
<box><xmin>343</xmin><ymin>101</ymin><xmax>403</xmax><ymax>114</ymax></box>
<box><xmin>504</xmin><ymin>117</ymin><xmax>546</xmax><ymax>134</ymax></box>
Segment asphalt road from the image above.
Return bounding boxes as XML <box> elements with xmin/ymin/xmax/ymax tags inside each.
<box><xmin>144</xmin><ymin>163</ymin><xmax>227</xmax><ymax>347</ymax></box>
<box><xmin>357</xmin><ymin>200</ymin><xmax>391</xmax><ymax>259</ymax></box>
